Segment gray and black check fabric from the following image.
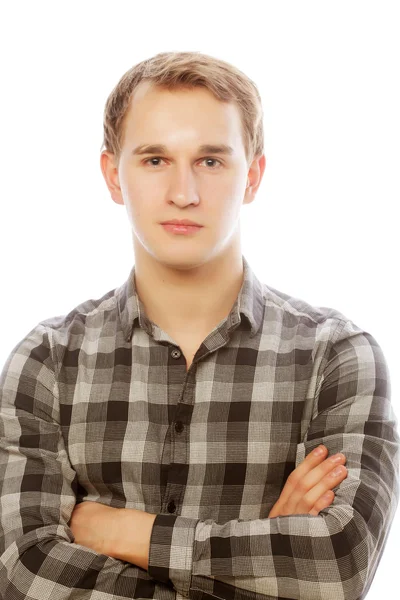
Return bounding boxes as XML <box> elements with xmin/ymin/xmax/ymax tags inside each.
<box><xmin>1</xmin><ymin>255</ymin><xmax>399</xmax><ymax>600</ymax></box>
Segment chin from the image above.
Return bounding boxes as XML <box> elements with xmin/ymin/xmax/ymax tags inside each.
<box><xmin>153</xmin><ymin>251</ymin><xmax>212</xmax><ymax>271</ymax></box>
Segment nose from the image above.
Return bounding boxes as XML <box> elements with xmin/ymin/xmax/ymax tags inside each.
<box><xmin>167</xmin><ymin>167</ymin><xmax>200</xmax><ymax>207</ymax></box>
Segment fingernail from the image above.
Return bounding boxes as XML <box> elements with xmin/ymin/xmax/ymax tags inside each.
<box><xmin>313</xmin><ymin>445</ymin><xmax>325</xmax><ymax>456</ymax></box>
<box><xmin>331</xmin><ymin>453</ymin><xmax>345</xmax><ymax>463</ymax></box>
<box><xmin>331</xmin><ymin>466</ymin><xmax>345</xmax><ymax>477</ymax></box>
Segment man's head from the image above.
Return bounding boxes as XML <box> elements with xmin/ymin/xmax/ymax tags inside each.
<box><xmin>100</xmin><ymin>51</ymin><xmax>266</xmax><ymax>271</ymax></box>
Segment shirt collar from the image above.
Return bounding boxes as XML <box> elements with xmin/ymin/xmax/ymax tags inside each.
<box><xmin>116</xmin><ymin>255</ymin><xmax>265</xmax><ymax>343</ymax></box>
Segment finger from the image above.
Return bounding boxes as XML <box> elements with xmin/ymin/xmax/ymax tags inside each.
<box><xmin>308</xmin><ymin>491</ymin><xmax>335</xmax><ymax>516</ymax></box>
<box><xmin>298</xmin><ymin>465</ymin><xmax>348</xmax><ymax>513</ymax></box>
<box><xmin>276</xmin><ymin>445</ymin><xmax>329</xmax><ymax>506</ymax></box>
<box><xmin>283</xmin><ymin>452</ymin><xmax>346</xmax><ymax>514</ymax></box>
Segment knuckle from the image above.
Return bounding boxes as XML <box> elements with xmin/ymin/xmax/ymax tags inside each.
<box><xmin>299</xmin><ymin>495</ymin><xmax>312</xmax><ymax>510</ymax></box>
<box><xmin>294</xmin><ymin>479</ymin><xmax>308</xmax><ymax>494</ymax></box>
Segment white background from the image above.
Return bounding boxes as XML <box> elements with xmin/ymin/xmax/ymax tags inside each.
<box><xmin>0</xmin><ymin>1</ymin><xmax>399</xmax><ymax>597</ymax></box>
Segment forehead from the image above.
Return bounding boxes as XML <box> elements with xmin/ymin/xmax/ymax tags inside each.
<box><xmin>123</xmin><ymin>81</ymin><xmax>244</xmax><ymax>148</ymax></box>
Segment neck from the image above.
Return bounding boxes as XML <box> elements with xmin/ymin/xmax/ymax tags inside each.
<box><xmin>132</xmin><ymin>243</ymin><xmax>245</xmax><ymax>335</ymax></box>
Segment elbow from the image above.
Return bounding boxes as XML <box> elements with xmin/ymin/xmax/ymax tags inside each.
<box><xmin>323</xmin><ymin>509</ymin><xmax>382</xmax><ymax>600</ymax></box>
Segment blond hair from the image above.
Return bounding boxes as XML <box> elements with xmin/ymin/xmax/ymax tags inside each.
<box><xmin>101</xmin><ymin>51</ymin><xmax>264</xmax><ymax>167</ymax></box>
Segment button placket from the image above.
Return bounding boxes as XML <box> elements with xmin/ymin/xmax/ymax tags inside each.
<box><xmin>163</xmin><ymin>347</ymin><xmax>192</xmax><ymax>518</ymax></box>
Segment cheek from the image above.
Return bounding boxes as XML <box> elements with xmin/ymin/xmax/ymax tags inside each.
<box><xmin>217</xmin><ymin>196</ymin><xmax>243</xmax><ymax>225</ymax></box>
<box><xmin>121</xmin><ymin>187</ymin><xmax>150</xmax><ymax>225</ymax></box>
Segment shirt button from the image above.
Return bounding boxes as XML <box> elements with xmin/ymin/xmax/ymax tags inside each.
<box><xmin>171</xmin><ymin>349</ymin><xmax>181</xmax><ymax>359</ymax></box>
<box><xmin>175</xmin><ymin>421</ymin><xmax>184</xmax><ymax>433</ymax></box>
<box><xmin>167</xmin><ymin>500</ymin><xmax>176</xmax><ymax>513</ymax></box>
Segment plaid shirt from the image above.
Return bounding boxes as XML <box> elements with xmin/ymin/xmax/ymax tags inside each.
<box><xmin>0</xmin><ymin>255</ymin><xmax>399</xmax><ymax>600</ymax></box>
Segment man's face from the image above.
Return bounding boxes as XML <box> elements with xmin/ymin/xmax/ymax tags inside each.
<box><xmin>101</xmin><ymin>81</ymin><xmax>264</xmax><ymax>270</ymax></box>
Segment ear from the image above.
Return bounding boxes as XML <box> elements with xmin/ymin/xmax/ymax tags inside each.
<box><xmin>100</xmin><ymin>151</ymin><xmax>124</xmax><ymax>206</ymax></box>
<box><xmin>243</xmin><ymin>153</ymin><xmax>267</xmax><ymax>205</ymax></box>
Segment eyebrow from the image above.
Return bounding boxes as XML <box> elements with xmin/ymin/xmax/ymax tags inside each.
<box><xmin>132</xmin><ymin>143</ymin><xmax>235</xmax><ymax>156</ymax></box>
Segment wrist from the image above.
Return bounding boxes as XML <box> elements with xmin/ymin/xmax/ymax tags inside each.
<box><xmin>112</xmin><ymin>508</ymin><xmax>157</xmax><ymax>569</ymax></box>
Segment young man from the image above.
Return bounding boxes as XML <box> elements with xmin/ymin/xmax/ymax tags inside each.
<box><xmin>0</xmin><ymin>51</ymin><xmax>399</xmax><ymax>600</ymax></box>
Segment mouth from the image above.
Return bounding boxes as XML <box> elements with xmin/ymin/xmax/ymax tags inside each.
<box><xmin>161</xmin><ymin>219</ymin><xmax>203</xmax><ymax>226</ymax></box>
<box><xmin>161</xmin><ymin>223</ymin><xmax>203</xmax><ymax>235</ymax></box>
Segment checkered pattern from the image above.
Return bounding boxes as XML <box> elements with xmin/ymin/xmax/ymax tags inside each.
<box><xmin>0</xmin><ymin>255</ymin><xmax>398</xmax><ymax>600</ymax></box>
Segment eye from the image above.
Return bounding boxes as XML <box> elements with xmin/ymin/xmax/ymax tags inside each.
<box><xmin>143</xmin><ymin>157</ymin><xmax>222</xmax><ymax>169</ymax></box>
<box><xmin>202</xmin><ymin>158</ymin><xmax>222</xmax><ymax>169</ymax></box>
<box><xmin>144</xmin><ymin>157</ymin><xmax>164</xmax><ymax>167</ymax></box>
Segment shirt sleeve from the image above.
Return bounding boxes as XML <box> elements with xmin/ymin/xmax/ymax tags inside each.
<box><xmin>147</xmin><ymin>318</ymin><xmax>400</xmax><ymax>600</ymax></box>
<box><xmin>0</xmin><ymin>323</ymin><xmax>173</xmax><ymax>599</ymax></box>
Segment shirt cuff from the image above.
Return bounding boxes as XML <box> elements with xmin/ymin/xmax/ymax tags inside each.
<box><xmin>147</xmin><ymin>513</ymin><xmax>199</xmax><ymax>596</ymax></box>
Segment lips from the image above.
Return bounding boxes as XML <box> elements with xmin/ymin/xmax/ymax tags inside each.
<box><xmin>161</xmin><ymin>222</ymin><xmax>203</xmax><ymax>235</ymax></box>
<box><xmin>161</xmin><ymin>220</ymin><xmax>202</xmax><ymax>227</ymax></box>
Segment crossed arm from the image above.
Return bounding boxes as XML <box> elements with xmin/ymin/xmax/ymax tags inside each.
<box><xmin>68</xmin><ymin>442</ymin><xmax>348</xmax><ymax>570</ymax></box>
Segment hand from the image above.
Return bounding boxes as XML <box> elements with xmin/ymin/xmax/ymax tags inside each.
<box><xmin>268</xmin><ymin>445</ymin><xmax>347</xmax><ymax>518</ymax></box>
<box><xmin>69</xmin><ymin>500</ymin><xmax>123</xmax><ymax>557</ymax></box>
